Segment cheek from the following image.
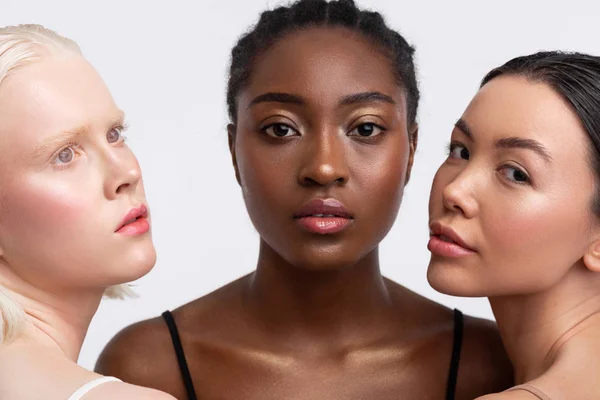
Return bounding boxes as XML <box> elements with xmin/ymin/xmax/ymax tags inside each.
<box><xmin>352</xmin><ymin>142</ymin><xmax>408</xmax><ymax>222</ymax></box>
<box><xmin>0</xmin><ymin>175</ymin><xmax>97</xmax><ymax>250</ymax></box>
<box><xmin>234</xmin><ymin>137</ymin><xmax>295</xmax><ymax>231</ymax></box>
<box><xmin>428</xmin><ymin>166</ymin><xmax>450</xmax><ymax>216</ymax></box>
<box><xmin>483</xmin><ymin>192</ymin><xmax>589</xmax><ymax>277</ymax></box>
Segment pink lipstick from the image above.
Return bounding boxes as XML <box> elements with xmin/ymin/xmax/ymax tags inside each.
<box><xmin>293</xmin><ymin>198</ymin><xmax>353</xmax><ymax>235</ymax></box>
<box><xmin>116</xmin><ymin>205</ymin><xmax>150</xmax><ymax>236</ymax></box>
<box><xmin>427</xmin><ymin>221</ymin><xmax>475</xmax><ymax>258</ymax></box>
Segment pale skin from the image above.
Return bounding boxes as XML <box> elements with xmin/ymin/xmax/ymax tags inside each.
<box><xmin>428</xmin><ymin>75</ymin><xmax>600</xmax><ymax>399</ymax></box>
<box><xmin>0</xmin><ymin>55</ymin><xmax>174</xmax><ymax>399</ymax></box>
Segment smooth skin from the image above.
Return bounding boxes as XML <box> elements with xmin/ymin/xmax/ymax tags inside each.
<box><xmin>429</xmin><ymin>75</ymin><xmax>600</xmax><ymax>399</ymax></box>
<box><xmin>97</xmin><ymin>27</ymin><xmax>513</xmax><ymax>400</ymax></box>
<box><xmin>0</xmin><ymin>56</ymin><xmax>174</xmax><ymax>400</ymax></box>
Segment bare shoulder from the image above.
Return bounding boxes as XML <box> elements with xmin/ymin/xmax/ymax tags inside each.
<box><xmin>476</xmin><ymin>391</ymin><xmax>536</xmax><ymax>400</ymax></box>
<box><xmin>95</xmin><ymin>314</ymin><xmax>180</xmax><ymax>391</ymax></box>
<box><xmin>455</xmin><ymin>314</ymin><xmax>513</xmax><ymax>399</ymax></box>
<box><xmin>96</xmin><ymin>276</ymin><xmax>250</xmax><ymax>392</ymax></box>
<box><xmin>85</xmin><ymin>380</ymin><xmax>177</xmax><ymax>399</ymax></box>
<box><xmin>385</xmin><ymin>282</ymin><xmax>513</xmax><ymax>398</ymax></box>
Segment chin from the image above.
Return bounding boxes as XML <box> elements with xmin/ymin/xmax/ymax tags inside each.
<box><xmin>427</xmin><ymin>262</ymin><xmax>488</xmax><ymax>298</ymax></box>
<box><xmin>113</xmin><ymin>241</ymin><xmax>157</xmax><ymax>283</ymax></box>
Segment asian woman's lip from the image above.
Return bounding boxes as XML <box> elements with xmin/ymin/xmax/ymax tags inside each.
<box><xmin>428</xmin><ymin>220</ymin><xmax>476</xmax><ymax>252</ymax></box>
<box><xmin>115</xmin><ymin>204</ymin><xmax>149</xmax><ymax>232</ymax></box>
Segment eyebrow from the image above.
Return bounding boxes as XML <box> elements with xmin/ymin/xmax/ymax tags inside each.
<box><xmin>496</xmin><ymin>137</ymin><xmax>553</xmax><ymax>163</ymax></box>
<box><xmin>339</xmin><ymin>91</ymin><xmax>396</xmax><ymax>106</ymax></box>
<box><xmin>31</xmin><ymin>110</ymin><xmax>125</xmax><ymax>161</ymax></box>
<box><xmin>454</xmin><ymin>118</ymin><xmax>553</xmax><ymax>163</ymax></box>
<box><xmin>247</xmin><ymin>91</ymin><xmax>396</xmax><ymax>109</ymax></box>
<box><xmin>454</xmin><ymin>118</ymin><xmax>473</xmax><ymax>139</ymax></box>
<box><xmin>248</xmin><ymin>92</ymin><xmax>304</xmax><ymax>108</ymax></box>
<box><xmin>32</xmin><ymin>128</ymin><xmax>86</xmax><ymax>161</ymax></box>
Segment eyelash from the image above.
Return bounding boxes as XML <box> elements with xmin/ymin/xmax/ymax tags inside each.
<box><xmin>116</xmin><ymin>123</ymin><xmax>129</xmax><ymax>141</ymax></box>
<box><xmin>445</xmin><ymin>141</ymin><xmax>531</xmax><ymax>185</ymax></box>
<box><xmin>260</xmin><ymin>122</ymin><xmax>299</xmax><ymax>138</ymax></box>
<box><xmin>348</xmin><ymin>122</ymin><xmax>387</xmax><ymax>140</ymax></box>
<box><xmin>51</xmin><ymin>124</ymin><xmax>129</xmax><ymax>167</ymax></box>
<box><xmin>259</xmin><ymin>122</ymin><xmax>387</xmax><ymax>140</ymax></box>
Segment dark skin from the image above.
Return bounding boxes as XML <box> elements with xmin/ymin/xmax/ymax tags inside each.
<box><xmin>96</xmin><ymin>27</ymin><xmax>513</xmax><ymax>400</ymax></box>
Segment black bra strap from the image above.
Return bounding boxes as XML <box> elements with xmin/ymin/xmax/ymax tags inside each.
<box><xmin>162</xmin><ymin>310</ymin><xmax>198</xmax><ymax>400</ymax></box>
<box><xmin>445</xmin><ymin>308</ymin><xmax>464</xmax><ymax>400</ymax></box>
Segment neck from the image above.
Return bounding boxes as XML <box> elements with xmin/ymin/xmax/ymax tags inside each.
<box><xmin>489</xmin><ymin>264</ymin><xmax>600</xmax><ymax>383</ymax></box>
<box><xmin>246</xmin><ymin>240</ymin><xmax>394</xmax><ymax>344</ymax></box>
<box><xmin>0</xmin><ymin>264</ymin><xmax>104</xmax><ymax>361</ymax></box>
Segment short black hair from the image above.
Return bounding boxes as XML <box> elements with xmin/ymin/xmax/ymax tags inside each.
<box><xmin>226</xmin><ymin>0</ymin><xmax>419</xmax><ymax>126</ymax></box>
<box><xmin>482</xmin><ymin>51</ymin><xmax>600</xmax><ymax>214</ymax></box>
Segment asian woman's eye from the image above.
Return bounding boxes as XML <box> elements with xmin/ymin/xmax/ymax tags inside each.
<box><xmin>348</xmin><ymin>123</ymin><xmax>385</xmax><ymax>137</ymax></box>
<box><xmin>448</xmin><ymin>142</ymin><xmax>470</xmax><ymax>160</ymax></box>
<box><xmin>499</xmin><ymin>165</ymin><xmax>530</xmax><ymax>184</ymax></box>
<box><xmin>262</xmin><ymin>123</ymin><xmax>298</xmax><ymax>138</ymax></box>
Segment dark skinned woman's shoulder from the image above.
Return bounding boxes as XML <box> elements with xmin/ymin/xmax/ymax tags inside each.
<box><xmin>95</xmin><ymin>314</ymin><xmax>182</xmax><ymax>393</ymax></box>
<box><xmin>388</xmin><ymin>283</ymin><xmax>513</xmax><ymax>398</ymax></box>
<box><xmin>455</xmin><ymin>314</ymin><xmax>514</xmax><ymax>399</ymax></box>
<box><xmin>95</xmin><ymin>278</ymin><xmax>248</xmax><ymax>389</ymax></box>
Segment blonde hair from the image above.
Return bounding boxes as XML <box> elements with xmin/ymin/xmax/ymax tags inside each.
<box><xmin>0</xmin><ymin>24</ymin><xmax>134</xmax><ymax>344</ymax></box>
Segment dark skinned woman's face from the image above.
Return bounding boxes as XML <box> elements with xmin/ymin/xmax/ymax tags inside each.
<box><xmin>229</xmin><ymin>27</ymin><xmax>417</xmax><ymax>270</ymax></box>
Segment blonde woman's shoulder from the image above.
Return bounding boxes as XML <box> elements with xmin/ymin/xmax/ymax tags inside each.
<box><xmin>83</xmin><ymin>380</ymin><xmax>177</xmax><ymax>399</ymax></box>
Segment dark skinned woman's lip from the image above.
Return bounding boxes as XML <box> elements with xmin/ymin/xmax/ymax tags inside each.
<box><xmin>292</xmin><ymin>198</ymin><xmax>354</xmax><ymax>234</ymax></box>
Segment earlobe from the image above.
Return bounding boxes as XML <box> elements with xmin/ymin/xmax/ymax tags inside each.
<box><xmin>404</xmin><ymin>123</ymin><xmax>419</xmax><ymax>185</ymax></box>
<box><xmin>583</xmin><ymin>238</ymin><xmax>600</xmax><ymax>272</ymax></box>
<box><xmin>227</xmin><ymin>124</ymin><xmax>242</xmax><ymax>186</ymax></box>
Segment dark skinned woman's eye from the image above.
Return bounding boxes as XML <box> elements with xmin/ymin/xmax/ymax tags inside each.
<box><xmin>263</xmin><ymin>123</ymin><xmax>298</xmax><ymax>138</ymax></box>
<box><xmin>349</xmin><ymin>123</ymin><xmax>385</xmax><ymax>137</ymax></box>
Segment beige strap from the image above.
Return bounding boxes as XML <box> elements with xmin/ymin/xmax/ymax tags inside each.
<box><xmin>506</xmin><ymin>383</ymin><xmax>552</xmax><ymax>400</ymax></box>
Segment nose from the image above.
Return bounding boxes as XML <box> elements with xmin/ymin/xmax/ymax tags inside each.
<box><xmin>441</xmin><ymin>166</ymin><xmax>479</xmax><ymax>219</ymax></box>
<box><xmin>298</xmin><ymin>129</ymin><xmax>349</xmax><ymax>188</ymax></box>
<box><xmin>103</xmin><ymin>146</ymin><xmax>142</xmax><ymax>200</ymax></box>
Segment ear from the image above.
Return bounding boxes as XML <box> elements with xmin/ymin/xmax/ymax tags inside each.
<box><xmin>227</xmin><ymin>123</ymin><xmax>242</xmax><ymax>186</ymax></box>
<box><xmin>583</xmin><ymin>237</ymin><xmax>600</xmax><ymax>273</ymax></box>
<box><xmin>404</xmin><ymin>123</ymin><xmax>419</xmax><ymax>185</ymax></box>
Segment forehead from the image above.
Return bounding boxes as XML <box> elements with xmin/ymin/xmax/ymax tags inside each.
<box><xmin>0</xmin><ymin>56</ymin><xmax>117</xmax><ymax>150</ymax></box>
<box><xmin>463</xmin><ymin>75</ymin><xmax>589</xmax><ymax>152</ymax></box>
<box><xmin>241</xmin><ymin>26</ymin><xmax>406</xmax><ymax>110</ymax></box>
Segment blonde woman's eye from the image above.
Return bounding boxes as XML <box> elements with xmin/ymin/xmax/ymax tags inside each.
<box><xmin>52</xmin><ymin>147</ymin><xmax>75</xmax><ymax>165</ymax></box>
<box><xmin>107</xmin><ymin>127</ymin><xmax>124</xmax><ymax>143</ymax></box>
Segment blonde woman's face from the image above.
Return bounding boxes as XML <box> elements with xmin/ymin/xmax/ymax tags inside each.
<box><xmin>0</xmin><ymin>56</ymin><xmax>156</xmax><ymax>293</ymax></box>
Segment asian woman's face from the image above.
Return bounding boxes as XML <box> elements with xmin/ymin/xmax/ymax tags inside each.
<box><xmin>428</xmin><ymin>75</ymin><xmax>598</xmax><ymax>297</ymax></box>
<box><xmin>0</xmin><ymin>56</ymin><xmax>156</xmax><ymax>293</ymax></box>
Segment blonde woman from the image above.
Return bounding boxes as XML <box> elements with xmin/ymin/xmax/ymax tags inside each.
<box><xmin>0</xmin><ymin>24</ymin><xmax>174</xmax><ymax>399</ymax></box>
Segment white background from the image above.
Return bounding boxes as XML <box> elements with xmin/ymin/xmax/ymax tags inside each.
<box><xmin>1</xmin><ymin>0</ymin><xmax>598</xmax><ymax>370</ymax></box>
